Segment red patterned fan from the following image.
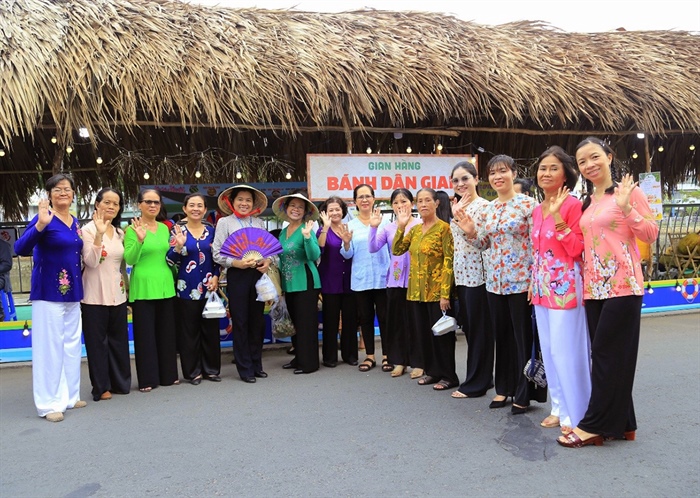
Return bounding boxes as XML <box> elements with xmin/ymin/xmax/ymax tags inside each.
<box><xmin>220</xmin><ymin>227</ymin><xmax>283</xmax><ymax>261</ymax></box>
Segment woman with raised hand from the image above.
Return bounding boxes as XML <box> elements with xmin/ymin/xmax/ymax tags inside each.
<box><xmin>368</xmin><ymin>188</ymin><xmax>421</xmax><ymax>378</ymax></box>
<box><xmin>167</xmin><ymin>193</ymin><xmax>221</xmax><ymax>386</ymax></box>
<box><xmin>557</xmin><ymin>137</ymin><xmax>658</xmax><ymax>448</ymax></box>
<box><xmin>274</xmin><ymin>193</ymin><xmax>322</xmax><ymax>374</ymax></box>
<box><xmin>14</xmin><ymin>174</ymin><xmax>87</xmax><ymax>422</ymax></box>
<box><xmin>124</xmin><ymin>189</ymin><xmax>179</xmax><ymax>392</ymax></box>
<box><xmin>340</xmin><ymin>184</ymin><xmax>390</xmax><ymax>373</ymax></box>
<box><xmin>448</xmin><ymin>162</ymin><xmax>494</xmax><ymax>399</ymax></box>
<box><xmin>530</xmin><ymin>146</ymin><xmax>590</xmax><ymax>434</ymax></box>
<box><xmin>454</xmin><ymin>155</ymin><xmax>546</xmax><ymax>413</ymax></box>
<box><xmin>317</xmin><ymin>197</ymin><xmax>358</xmax><ymax>367</ymax></box>
<box><xmin>393</xmin><ymin>188</ymin><xmax>457</xmax><ymax>391</ymax></box>
<box><xmin>212</xmin><ymin>185</ymin><xmax>271</xmax><ymax>383</ymax></box>
<box><xmin>81</xmin><ymin>188</ymin><xmax>131</xmax><ymax>402</ymax></box>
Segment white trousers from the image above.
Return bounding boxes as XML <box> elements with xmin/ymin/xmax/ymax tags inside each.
<box><xmin>534</xmin><ymin>270</ymin><xmax>591</xmax><ymax>428</ymax></box>
<box><xmin>31</xmin><ymin>301</ymin><xmax>83</xmax><ymax>417</ymax></box>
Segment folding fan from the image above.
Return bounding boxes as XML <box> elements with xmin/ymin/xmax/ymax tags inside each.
<box><xmin>220</xmin><ymin>227</ymin><xmax>283</xmax><ymax>261</ymax></box>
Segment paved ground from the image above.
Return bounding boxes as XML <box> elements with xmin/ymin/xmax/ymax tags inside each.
<box><xmin>0</xmin><ymin>312</ymin><xmax>698</xmax><ymax>498</ymax></box>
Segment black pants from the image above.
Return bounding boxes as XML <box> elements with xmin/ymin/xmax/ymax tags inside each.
<box><xmin>456</xmin><ymin>285</ymin><xmax>494</xmax><ymax>397</ymax></box>
<box><xmin>131</xmin><ymin>298</ymin><xmax>178</xmax><ymax>389</ymax></box>
<box><xmin>81</xmin><ymin>302</ymin><xmax>131</xmax><ymax>400</ymax></box>
<box><xmin>410</xmin><ymin>301</ymin><xmax>458</xmax><ymax>384</ymax></box>
<box><xmin>578</xmin><ymin>296</ymin><xmax>642</xmax><ymax>437</ymax></box>
<box><xmin>175</xmin><ymin>297</ymin><xmax>221</xmax><ymax>380</ymax></box>
<box><xmin>287</xmin><ymin>287</ymin><xmax>320</xmax><ymax>373</ymax></box>
<box><xmin>228</xmin><ymin>268</ymin><xmax>266</xmax><ymax>379</ymax></box>
<box><xmin>385</xmin><ymin>287</ymin><xmax>415</xmax><ymax>366</ymax></box>
<box><xmin>355</xmin><ymin>289</ymin><xmax>388</xmax><ymax>356</ymax></box>
<box><xmin>487</xmin><ymin>291</ymin><xmax>546</xmax><ymax>406</ymax></box>
<box><xmin>321</xmin><ymin>292</ymin><xmax>358</xmax><ymax>364</ymax></box>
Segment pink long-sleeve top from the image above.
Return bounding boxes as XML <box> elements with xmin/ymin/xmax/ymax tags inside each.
<box><xmin>579</xmin><ymin>187</ymin><xmax>659</xmax><ymax>300</ymax></box>
<box><xmin>531</xmin><ymin>195</ymin><xmax>584</xmax><ymax>309</ymax></box>
<box><xmin>81</xmin><ymin>221</ymin><xmax>127</xmax><ymax>306</ymax></box>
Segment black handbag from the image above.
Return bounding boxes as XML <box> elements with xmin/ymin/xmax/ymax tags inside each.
<box><xmin>523</xmin><ymin>311</ymin><xmax>547</xmax><ymax>388</ymax></box>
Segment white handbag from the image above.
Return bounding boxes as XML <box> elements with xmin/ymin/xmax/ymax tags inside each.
<box><xmin>202</xmin><ymin>291</ymin><xmax>227</xmax><ymax>319</ymax></box>
<box><xmin>431</xmin><ymin>310</ymin><xmax>457</xmax><ymax>336</ymax></box>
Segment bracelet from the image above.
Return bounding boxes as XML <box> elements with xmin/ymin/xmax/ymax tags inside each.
<box><xmin>555</xmin><ymin>222</ymin><xmax>568</xmax><ymax>231</ymax></box>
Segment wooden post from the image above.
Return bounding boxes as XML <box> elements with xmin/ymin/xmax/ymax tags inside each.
<box><xmin>644</xmin><ymin>135</ymin><xmax>651</xmax><ymax>173</ymax></box>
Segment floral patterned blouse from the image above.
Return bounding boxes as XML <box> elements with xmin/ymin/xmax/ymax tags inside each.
<box><xmin>392</xmin><ymin>219</ymin><xmax>454</xmax><ymax>302</ymax></box>
<box><xmin>466</xmin><ymin>194</ymin><xmax>535</xmax><ymax>295</ymax></box>
<box><xmin>531</xmin><ymin>195</ymin><xmax>584</xmax><ymax>309</ymax></box>
<box><xmin>451</xmin><ymin>197</ymin><xmax>490</xmax><ymax>288</ymax></box>
<box><xmin>579</xmin><ymin>187</ymin><xmax>658</xmax><ymax>300</ymax></box>
<box><xmin>166</xmin><ymin>222</ymin><xmax>220</xmax><ymax>301</ymax></box>
<box><xmin>14</xmin><ymin>214</ymin><xmax>84</xmax><ymax>302</ymax></box>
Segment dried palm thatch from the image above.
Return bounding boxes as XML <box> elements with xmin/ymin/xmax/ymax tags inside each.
<box><xmin>0</xmin><ymin>0</ymin><xmax>698</xmax><ymax>219</ymax></box>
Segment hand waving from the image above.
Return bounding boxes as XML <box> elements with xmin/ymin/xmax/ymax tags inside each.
<box><xmin>549</xmin><ymin>186</ymin><xmax>570</xmax><ymax>215</ymax></box>
<box><xmin>131</xmin><ymin>217</ymin><xmax>147</xmax><ymax>243</ymax></box>
<box><xmin>93</xmin><ymin>210</ymin><xmax>109</xmax><ymax>235</ymax></box>
<box><xmin>35</xmin><ymin>199</ymin><xmax>54</xmax><ymax>231</ymax></box>
<box><xmin>395</xmin><ymin>205</ymin><xmax>412</xmax><ymax>230</ymax></box>
<box><xmin>614</xmin><ymin>173</ymin><xmax>637</xmax><ymax>215</ymax></box>
<box><xmin>338</xmin><ymin>223</ymin><xmax>353</xmax><ymax>244</ymax></box>
<box><xmin>319</xmin><ymin>211</ymin><xmax>331</xmax><ymax>228</ymax></box>
<box><xmin>453</xmin><ymin>206</ymin><xmax>476</xmax><ymax>238</ymax></box>
<box><xmin>172</xmin><ymin>224</ymin><xmax>188</xmax><ymax>249</ymax></box>
<box><xmin>369</xmin><ymin>207</ymin><xmax>383</xmax><ymax>228</ymax></box>
<box><xmin>301</xmin><ymin>220</ymin><xmax>315</xmax><ymax>239</ymax></box>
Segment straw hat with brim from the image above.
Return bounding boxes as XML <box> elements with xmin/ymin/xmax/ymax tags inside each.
<box><xmin>217</xmin><ymin>185</ymin><xmax>268</xmax><ymax>216</ymax></box>
<box><xmin>272</xmin><ymin>193</ymin><xmax>320</xmax><ymax>222</ymax></box>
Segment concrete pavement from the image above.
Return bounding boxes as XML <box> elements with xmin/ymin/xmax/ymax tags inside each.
<box><xmin>0</xmin><ymin>312</ymin><xmax>698</xmax><ymax>497</ymax></box>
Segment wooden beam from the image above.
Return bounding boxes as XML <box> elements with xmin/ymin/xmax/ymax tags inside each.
<box><xmin>34</xmin><ymin>121</ymin><xmax>697</xmax><ymax>137</ymax></box>
<box><xmin>446</xmin><ymin>127</ymin><xmax>697</xmax><ymax>136</ymax></box>
<box><xmin>35</xmin><ymin>122</ymin><xmax>462</xmax><ymax>137</ymax></box>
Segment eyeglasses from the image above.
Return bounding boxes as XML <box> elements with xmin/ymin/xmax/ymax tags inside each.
<box><xmin>451</xmin><ymin>176</ymin><xmax>472</xmax><ymax>185</ymax></box>
<box><xmin>356</xmin><ymin>195</ymin><xmax>373</xmax><ymax>200</ymax></box>
<box><xmin>51</xmin><ymin>188</ymin><xmax>73</xmax><ymax>194</ymax></box>
<box><xmin>141</xmin><ymin>200</ymin><xmax>161</xmax><ymax>206</ymax></box>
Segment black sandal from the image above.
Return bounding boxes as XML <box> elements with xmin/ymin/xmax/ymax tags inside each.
<box><xmin>381</xmin><ymin>357</ymin><xmax>394</xmax><ymax>372</ymax></box>
<box><xmin>417</xmin><ymin>375</ymin><xmax>439</xmax><ymax>385</ymax></box>
<box><xmin>433</xmin><ymin>380</ymin><xmax>458</xmax><ymax>391</ymax></box>
<box><xmin>358</xmin><ymin>358</ymin><xmax>376</xmax><ymax>372</ymax></box>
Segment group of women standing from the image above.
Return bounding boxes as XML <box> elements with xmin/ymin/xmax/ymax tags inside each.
<box><xmin>15</xmin><ymin>137</ymin><xmax>657</xmax><ymax>446</ymax></box>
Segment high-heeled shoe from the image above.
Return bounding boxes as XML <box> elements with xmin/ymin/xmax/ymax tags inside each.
<box><xmin>489</xmin><ymin>396</ymin><xmax>510</xmax><ymax>409</ymax></box>
<box><xmin>605</xmin><ymin>430</ymin><xmax>636</xmax><ymax>441</ymax></box>
<box><xmin>557</xmin><ymin>432</ymin><xmax>604</xmax><ymax>448</ymax></box>
<box><xmin>511</xmin><ymin>404</ymin><xmax>528</xmax><ymax>415</ymax></box>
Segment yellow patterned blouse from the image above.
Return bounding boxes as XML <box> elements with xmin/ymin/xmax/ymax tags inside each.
<box><xmin>392</xmin><ymin>219</ymin><xmax>454</xmax><ymax>302</ymax></box>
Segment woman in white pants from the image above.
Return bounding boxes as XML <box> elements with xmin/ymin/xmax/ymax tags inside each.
<box><xmin>14</xmin><ymin>174</ymin><xmax>87</xmax><ymax>422</ymax></box>
<box><xmin>530</xmin><ymin>146</ymin><xmax>591</xmax><ymax>433</ymax></box>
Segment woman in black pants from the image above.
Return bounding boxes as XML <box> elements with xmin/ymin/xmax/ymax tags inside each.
<box><xmin>455</xmin><ymin>155</ymin><xmax>546</xmax><ymax>412</ymax></box>
<box><xmin>339</xmin><ymin>184</ymin><xmax>391</xmax><ymax>373</ymax></box>
<box><xmin>558</xmin><ymin>137</ymin><xmax>658</xmax><ymax>448</ymax></box>
<box><xmin>274</xmin><ymin>193</ymin><xmax>322</xmax><ymax>374</ymax></box>
<box><xmin>213</xmin><ymin>185</ymin><xmax>272</xmax><ymax>383</ymax></box>
<box><xmin>317</xmin><ymin>197</ymin><xmax>358</xmax><ymax>367</ymax></box>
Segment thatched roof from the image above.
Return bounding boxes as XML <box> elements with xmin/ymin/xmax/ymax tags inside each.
<box><xmin>1</xmin><ymin>0</ymin><xmax>699</xmax><ymax>219</ymax></box>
